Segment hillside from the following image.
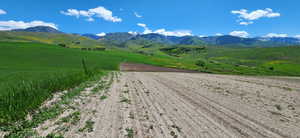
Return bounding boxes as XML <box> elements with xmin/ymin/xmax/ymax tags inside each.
<box><xmin>159</xmin><ymin>45</ymin><xmax>300</xmax><ymax>75</ymax></box>
<box><xmin>11</xmin><ymin>26</ymin><xmax>63</xmax><ymax>34</ymax></box>
<box><xmin>0</xmin><ymin>31</ymin><xmax>105</xmax><ymax>48</ymax></box>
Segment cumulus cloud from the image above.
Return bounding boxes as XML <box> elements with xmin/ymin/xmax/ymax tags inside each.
<box><xmin>136</xmin><ymin>23</ymin><xmax>192</xmax><ymax>37</ymax></box>
<box><xmin>61</xmin><ymin>6</ymin><xmax>122</xmax><ymax>22</ymax></box>
<box><xmin>0</xmin><ymin>20</ymin><xmax>58</xmax><ymax>30</ymax></box>
<box><xmin>134</xmin><ymin>12</ymin><xmax>142</xmax><ymax>18</ymax></box>
<box><xmin>0</xmin><ymin>9</ymin><xmax>6</xmax><ymax>15</ymax></box>
<box><xmin>264</xmin><ymin>33</ymin><xmax>288</xmax><ymax>38</ymax></box>
<box><xmin>96</xmin><ymin>32</ymin><xmax>106</xmax><ymax>37</ymax></box>
<box><xmin>232</xmin><ymin>8</ymin><xmax>280</xmax><ymax>25</ymax></box>
<box><xmin>215</xmin><ymin>33</ymin><xmax>224</xmax><ymax>36</ymax></box>
<box><xmin>229</xmin><ymin>31</ymin><xmax>249</xmax><ymax>38</ymax></box>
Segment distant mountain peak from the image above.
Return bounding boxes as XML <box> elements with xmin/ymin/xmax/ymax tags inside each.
<box><xmin>11</xmin><ymin>26</ymin><xmax>62</xmax><ymax>34</ymax></box>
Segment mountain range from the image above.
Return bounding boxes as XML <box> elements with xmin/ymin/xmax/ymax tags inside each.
<box><xmin>6</xmin><ymin>26</ymin><xmax>300</xmax><ymax>47</ymax></box>
<box><xmin>11</xmin><ymin>26</ymin><xmax>63</xmax><ymax>34</ymax></box>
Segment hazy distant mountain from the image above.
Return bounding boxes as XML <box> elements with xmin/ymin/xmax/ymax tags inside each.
<box><xmin>11</xmin><ymin>26</ymin><xmax>62</xmax><ymax>34</ymax></box>
<box><xmin>97</xmin><ymin>32</ymin><xmax>300</xmax><ymax>47</ymax></box>
<box><xmin>199</xmin><ymin>35</ymin><xmax>259</xmax><ymax>46</ymax></box>
<box><xmin>99</xmin><ymin>33</ymin><xmax>205</xmax><ymax>46</ymax></box>
<box><xmin>255</xmin><ymin>37</ymin><xmax>300</xmax><ymax>46</ymax></box>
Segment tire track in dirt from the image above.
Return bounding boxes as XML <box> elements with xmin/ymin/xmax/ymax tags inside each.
<box><xmin>129</xmin><ymin>72</ymin><xmax>234</xmax><ymax>138</ymax></box>
<box><xmin>144</xmin><ymin>72</ymin><xmax>299</xmax><ymax>138</ymax></box>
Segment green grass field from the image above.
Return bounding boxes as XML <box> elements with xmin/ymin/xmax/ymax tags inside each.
<box><xmin>0</xmin><ymin>42</ymin><xmax>196</xmax><ymax>125</ymax></box>
<box><xmin>159</xmin><ymin>45</ymin><xmax>300</xmax><ymax>76</ymax></box>
<box><xmin>0</xmin><ymin>31</ymin><xmax>105</xmax><ymax>48</ymax></box>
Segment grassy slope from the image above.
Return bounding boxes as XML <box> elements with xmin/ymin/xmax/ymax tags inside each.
<box><xmin>0</xmin><ymin>42</ymin><xmax>196</xmax><ymax>124</ymax></box>
<box><xmin>0</xmin><ymin>31</ymin><xmax>105</xmax><ymax>48</ymax></box>
<box><xmin>175</xmin><ymin>46</ymin><xmax>300</xmax><ymax>76</ymax></box>
<box><xmin>108</xmin><ymin>40</ymin><xmax>300</xmax><ymax>76</ymax></box>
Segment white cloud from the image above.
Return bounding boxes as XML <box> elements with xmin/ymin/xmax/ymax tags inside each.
<box><xmin>128</xmin><ymin>31</ymin><xmax>138</xmax><ymax>35</ymax></box>
<box><xmin>0</xmin><ymin>20</ymin><xmax>58</xmax><ymax>30</ymax></box>
<box><xmin>96</xmin><ymin>32</ymin><xmax>106</xmax><ymax>37</ymax></box>
<box><xmin>0</xmin><ymin>9</ymin><xmax>6</xmax><ymax>15</ymax></box>
<box><xmin>232</xmin><ymin>8</ymin><xmax>280</xmax><ymax>20</ymax></box>
<box><xmin>137</xmin><ymin>23</ymin><xmax>152</xmax><ymax>34</ymax></box>
<box><xmin>137</xmin><ymin>23</ymin><xmax>146</xmax><ymax>28</ymax></box>
<box><xmin>61</xmin><ymin>6</ymin><xmax>122</xmax><ymax>22</ymax></box>
<box><xmin>134</xmin><ymin>12</ymin><xmax>142</xmax><ymax>18</ymax></box>
<box><xmin>239</xmin><ymin>21</ymin><xmax>253</xmax><ymax>25</ymax></box>
<box><xmin>229</xmin><ymin>31</ymin><xmax>249</xmax><ymax>38</ymax></box>
<box><xmin>136</xmin><ymin>23</ymin><xmax>192</xmax><ymax>37</ymax></box>
<box><xmin>294</xmin><ymin>35</ymin><xmax>300</xmax><ymax>39</ymax></box>
<box><xmin>198</xmin><ymin>35</ymin><xmax>206</xmax><ymax>37</ymax></box>
<box><xmin>232</xmin><ymin>8</ymin><xmax>280</xmax><ymax>25</ymax></box>
<box><xmin>215</xmin><ymin>33</ymin><xmax>224</xmax><ymax>36</ymax></box>
<box><xmin>154</xmin><ymin>29</ymin><xmax>192</xmax><ymax>37</ymax></box>
<box><xmin>264</xmin><ymin>33</ymin><xmax>288</xmax><ymax>38</ymax></box>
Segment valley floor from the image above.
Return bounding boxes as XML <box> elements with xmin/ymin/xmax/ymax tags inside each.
<box><xmin>28</xmin><ymin>71</ymin><xmax>300</xmax><ymax>138</ymax></box>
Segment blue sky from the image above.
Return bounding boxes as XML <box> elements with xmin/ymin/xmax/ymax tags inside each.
<box><xmin>0</xmin><ymin>0</ymin><xmax>299</xmax><ymax>38</ymax></box>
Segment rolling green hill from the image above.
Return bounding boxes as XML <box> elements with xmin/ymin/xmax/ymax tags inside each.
<box><xmin>159</xmin><ymin>45</ymin><xmax>300</xmax><ymax>76</ymax></box>
<box><xmin>0</xmin><ymin>31</ymin><xmax>105</xmax><ymax>48</ymax></box>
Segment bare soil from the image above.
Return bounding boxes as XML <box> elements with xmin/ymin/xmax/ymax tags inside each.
<box><xmin>33</xmin><ymin>71</ymin><xmax>300</xmax><ymax>138</ymax></box>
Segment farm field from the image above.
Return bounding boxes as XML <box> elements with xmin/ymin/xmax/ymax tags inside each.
<box><xmin>6</xmin><ymin>70</ymin><xmax>299</xmax><ymax>137</ymax></box>
<box><xmin>0</xmin><ymin>42</ymin><xmax>195</xmax><ymax>126</ymax></box>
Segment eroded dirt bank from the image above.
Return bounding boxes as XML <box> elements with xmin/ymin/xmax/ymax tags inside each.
<box><xmin>31</xmin><ymin>72</ymin><xmax>300</xmax><ymax>138</ymax></box>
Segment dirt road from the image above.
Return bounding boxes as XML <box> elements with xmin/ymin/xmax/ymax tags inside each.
<box><xmin>34</xmin><ymin>72</ymin><xmax>300</xmax><ymax>138</ymax></box>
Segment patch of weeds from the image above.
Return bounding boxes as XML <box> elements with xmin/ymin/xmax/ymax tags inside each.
<box><xmin>100</xmin><ymin>95</ymin><xmax>108</xmax><ymax>100</ymax></box>
<box><xmin>46</xmin><ymin>133</ymin><xmax>64</xmax><ymax>138</ymax></box>
<box><xmin>57</xmin><ymin>111</ymin><xmax>81</xmax><ymax>125</ymax></box>
<box><xmin>92</xmin><ymin>82</ymin><xmax>106</xmax><ymax>93</ymax></box>
<box><xmin>123</xmin><ymin>90</ymin><xmax>129</xmax><ymax>93</ymax></box>
<box><xmin>282</xmin><ymin>87</ymin><xmax>292</xmax><ymax>91</ymax></box>
<box><xmin>4</xmin><ymin>128</ymin><xmax>37</xmax><ymax>138</ymax></box>
<box><xmin>55</xmin><ymin>125</ymin><xmax>70</xmax><ymax>133</ymax></box>
<box><xmin>78</xmin><ymin>120</ymin><xmax>95</xmax><ymax>133</ymax></box>
<box><xmin>125</xmin><ymin>128</ymin><xmax>134</xmax><ymax>138</ymax></box>
<box><xmin>120</xmin><ymin>97</ymin><xmax>131</xmax><ymax>104</ymax></box>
